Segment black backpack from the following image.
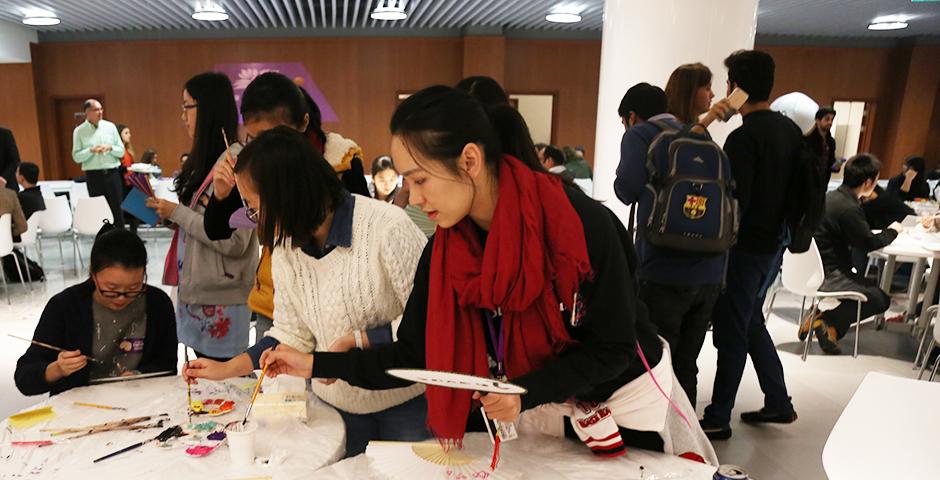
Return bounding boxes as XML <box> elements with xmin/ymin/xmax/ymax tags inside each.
<box><xmin>636</xmin><ymin>121</ymin><xmax>739</xmax><ymax>255</ymax></box>
<box><xmin>2</xmin><ymin>250</ymin><xmax>45</xmax><ymax>283</ymax></box>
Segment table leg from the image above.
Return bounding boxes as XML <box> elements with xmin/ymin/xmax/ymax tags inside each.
<box><xmin>876</xmin><ymin>255</ymin><xmax>897</xmax><ymax>329</ymax></box>
<box><xmin>916</xmin><ymin>258</ymin><xmax>940</xmax><ymax>337</ymax></box>
<box><xmin>907</xmin><ymin>259</ymin><xmax>927</xmax><ymax>322</ymax></box>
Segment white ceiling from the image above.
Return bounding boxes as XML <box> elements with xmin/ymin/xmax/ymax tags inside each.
<box><xmin>0</xmin><ymin>0</ymin><xmax>938</xmax><ymax>38</ymax></box>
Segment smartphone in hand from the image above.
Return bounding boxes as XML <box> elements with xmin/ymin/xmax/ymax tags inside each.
<box><xmin>723</xmin><ymin>87</ymin><xmax>749</xmax><ymax>121</ymax></box>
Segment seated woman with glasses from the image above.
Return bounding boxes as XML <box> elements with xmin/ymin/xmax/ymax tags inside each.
<box><xmin>15</xmin><ymin>225</ymin><xmax>178</xmax><ymax>396</ymax></box>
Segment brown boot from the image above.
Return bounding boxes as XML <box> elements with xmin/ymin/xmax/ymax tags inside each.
<box><xmin>799</xmin><ymin>308</ymin><xmax>820</xmax><ymax>341</ymax></box>
<box><xmin>813</xmin><ymin>319</ymin><xmax>841</xmax><ymax>355</ymax></box>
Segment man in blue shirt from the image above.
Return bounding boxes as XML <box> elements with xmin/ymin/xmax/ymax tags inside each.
<box><xmin>614</xmin><ymin>83</ymin><xmax>724</xmax><ymax>408</ymax></box>
<box><xmin>72</xmin><ymin>99</ymin><xmax>126</xmax><ymax>228</ymax></box>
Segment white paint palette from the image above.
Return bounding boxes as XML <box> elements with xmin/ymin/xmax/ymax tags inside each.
<box><xmin>385</xmin><ymin>369</ymin><xmax>527</xmax><ymax>395</ymax></box>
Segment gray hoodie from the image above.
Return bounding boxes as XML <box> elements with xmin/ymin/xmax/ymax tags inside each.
<box><xmin>170</xmin><ymin>146</ymin><xmax>258</xmax><ymax>305</ymax></box>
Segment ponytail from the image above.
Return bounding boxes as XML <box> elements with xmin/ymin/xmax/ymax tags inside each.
<box><xmin>483</xmin><ymin>104</ymin><xmax>545</xmax><ymax>173</ymax></box>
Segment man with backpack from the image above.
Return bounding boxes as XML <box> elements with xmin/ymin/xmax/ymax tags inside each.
<box><xmin>614</xmin><ymin>82</ymin><xmax>735</xmax><ymax>407</ymax></box>
<box><xmin>700</xmin><ymin>50</ymin><xmax>805</xmax><ymax>440</ymax></box>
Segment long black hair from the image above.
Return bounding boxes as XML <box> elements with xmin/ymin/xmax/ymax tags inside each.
<box><xmin>455</xmin><ymin>76</ymin><xmax>509</xmax><ymax>106</ymax></box>
<box><xmin>240</xmin><ymin>72</ymin><xmax>308</xmax><ymax>130</ymax></box>
<box><xmin>298</xmin><ymin>86</ymin><xmax>327</xmax><ymax>151</ymax></box>
<box><xmin>390</xmin><ymin>86</ymin><xmax>543</xmax><ymax>178</ymax></box>
<box><xmin>233</xmin><ymin>126</ymin><xmax>343</xmax><ymax>250</ymax></box>
<box><xmin>175</xmin><ymin>72</ymin><xmax>238</xmax><ymax>206</ymax></box>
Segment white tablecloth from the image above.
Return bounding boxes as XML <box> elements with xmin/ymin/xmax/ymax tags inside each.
<box><xmin>315</xmin><ymin>432</ymin><xmax>716</xmax><ymax>480</ymax></box>
<box><xmin>0</xmin><ymin>375</ymin><xmax>345</xmax><ymax>479</ymax></box>
<box><xmin>823</xmin><ymin>372</ymin><xmax>940</xmax><ymax>480</ymax></box>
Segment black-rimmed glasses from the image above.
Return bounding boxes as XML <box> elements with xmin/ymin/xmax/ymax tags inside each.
<box><xmin>93</xmin><ymin>274</ymin><xmax>147</xmax><ymax>299</ymax></box>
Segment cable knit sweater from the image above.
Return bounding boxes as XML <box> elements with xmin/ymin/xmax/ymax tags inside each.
<box><xmin>268</xmin><ymin>195</ymin><xmax>426</xmax><ymax>414</ymax></box>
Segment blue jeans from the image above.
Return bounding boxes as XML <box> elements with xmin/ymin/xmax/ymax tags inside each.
<box><xmin>704</xmin><ymin>249</ymin><xmax>794</xmax><ymax>427</ymax></box>
<box><xmin>338</xmin><ymin>394</ymin><xmax>429</xmax><ymax>457</ymax></box>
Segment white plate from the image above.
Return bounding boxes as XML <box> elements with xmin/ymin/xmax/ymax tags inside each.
<box><xmin>386</xmin><ymin>369</ymin><xmax>527</xmax><ymax>395</ymax></box>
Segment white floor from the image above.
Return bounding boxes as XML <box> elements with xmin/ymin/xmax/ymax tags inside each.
<box><xmin>0</xmin><ymin>233</ymin><xmax>929</xmax><ymax>480</ymax></box>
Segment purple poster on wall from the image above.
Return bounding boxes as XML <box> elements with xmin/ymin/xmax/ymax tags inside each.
<box><xmin>214</xmin><ymin>62</ymin><xmax>338</xmax><ymax>122</ymax></box>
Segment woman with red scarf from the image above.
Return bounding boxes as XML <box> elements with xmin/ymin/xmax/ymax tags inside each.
<box><xmin>261</xmin><ymin>86</ymin><xmax>715</xmax><ymax>462</ymax></box>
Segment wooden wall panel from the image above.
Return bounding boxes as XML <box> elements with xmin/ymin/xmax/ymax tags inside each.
<box><xmin>0</xmin><ymin>63</ymin><xmax>42</xmax><ymax>176</ymax></box>
<box><xmin>24</xmin><ymin>37</ymin><xmax>940</xmax><ymax>180</ymax></box>
<box><xmin>505</xmin><ymin>39</ymin><xmax>602</xmax><ymax>164</ymax></box>
<box><xmin>463</xmin><ymin>36</ymin><xmax>506</xmax><ymax>84</ymax></box>
<box><xmin>31</xmin><ymin>37</ymin><xmax>464</xmax><ymax>179</ymax></box>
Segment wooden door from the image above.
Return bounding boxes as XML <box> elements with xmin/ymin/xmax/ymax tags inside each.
<box><xmin>53</xmin><ymin>96</ymin><xmax>103</xmax><ymax>180</ymax></box>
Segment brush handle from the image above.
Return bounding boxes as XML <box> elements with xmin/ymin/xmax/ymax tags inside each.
<box><xmin>242</xmin><ymin>364</ymin><xmax>269</xmax><ymax>425</ymax></box>
<box><xmin>93</xmin><ymin>440</ymin><xmax>145</xmax><ymax>463</ymax></box>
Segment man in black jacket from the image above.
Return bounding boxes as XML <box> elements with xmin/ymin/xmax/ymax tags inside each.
<box><xmin>701</xmin><ymin>50</ymin><xmax>800</xmax><ymax>440</ymax></box>
<box><xmin>16</xmin><ymin>162</ymin><xmax>45</xmax><ymax>220</ymax></box>
<box><xmin>0</xmin><ymin>127</ymin><xmax>21</xmax><ymax>191</ymax></box>
<box><xmin>806</xmin><ymin>107</ymin><xmax>837</xmax><ymax>186</ymax></box>
<box><xmin>805</xmin><ymin>154</ymin><xmax>901</xmax><ymax>354</ymax></box>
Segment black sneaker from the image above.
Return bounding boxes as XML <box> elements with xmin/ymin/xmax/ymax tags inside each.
<box><xmin>699</xmin><ymin>418</ymin><xmax>732</xmax><ymax>440</ymax></box>
<box><xmin>814</xmin><ymin>321</ymin><xmax>842</xmax><ymax>355</ymax></box>
<box><xmin>740</xmin><ymin>408</ymin><xmax>798</xmax><ymax>424</ymax></box>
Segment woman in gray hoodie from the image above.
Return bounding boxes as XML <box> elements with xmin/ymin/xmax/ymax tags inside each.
<box><xmin>147</xmin><ymin>72</ymin><xmax>258</xmax><ymax>360</ymax></box>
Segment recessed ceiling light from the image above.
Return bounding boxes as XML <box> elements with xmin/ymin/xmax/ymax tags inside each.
<box><xmin>868</xmin><ymin>21</ymin><xmax>909</xmax><ymax>30</ymax></box>
<box><xmin>22</xmin><ymin>15</ymin><xmax>60</xmax><ymax>26</ymax></box>
<box><xmin>192</xmin><ymin>1</ymin><xmax>229</xmax><ymax>22</ymax></box>
<box><xmin>546</xmin><ymin>12</ymin><xmax>582</xmax><ymax>24</ymax></box>
<box><xmin>371</xmin><ymin>0</ymin><xmax>407</xmax><ymax>21</ymax></box>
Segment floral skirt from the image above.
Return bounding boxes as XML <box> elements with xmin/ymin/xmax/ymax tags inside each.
<box><xmin>176</xmin><ymin>302</ymin><xmax>251</xmax><ymax>359</ymax></box>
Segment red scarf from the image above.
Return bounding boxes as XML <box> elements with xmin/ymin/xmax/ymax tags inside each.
<box><xmin>425</xmin><ymin>155</ymin><xmax>592</xmax><ymax>443</ymax></box>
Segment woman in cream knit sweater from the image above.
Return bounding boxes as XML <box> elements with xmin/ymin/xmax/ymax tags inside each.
<box><xmin>184</xmin><ymin>127</ymin><xmax>427</xmax><ymax>457</ymax></box>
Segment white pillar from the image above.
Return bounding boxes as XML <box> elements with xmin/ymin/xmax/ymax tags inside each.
<box><xmin>0</xmin><ymin>21</ymin><xmax>37</xmax><ymax>63</ymax></box>
<box><xmin>592</xmin><ymin>0</ymin><xmax>758</xmax><ymax>222</ymax></box>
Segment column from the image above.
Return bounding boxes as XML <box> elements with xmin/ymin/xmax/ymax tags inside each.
<box><xmin>591</xmin><ymin>0</ymin><xmax>758</xmax><ymax>223</ymax></box>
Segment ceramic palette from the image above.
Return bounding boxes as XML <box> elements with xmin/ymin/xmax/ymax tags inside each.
<box><xmin>183</xmin><ymin>421</ymin><xmax>227</xmax><ymax>457</ymax></box>
<box><xmin>190</xmin><ymin>398</ymin><xmax>235</xmax><ymax>416</ymax></box>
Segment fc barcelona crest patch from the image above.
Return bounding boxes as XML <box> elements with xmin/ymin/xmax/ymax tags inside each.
<box><xmin>683</xmin><ymin>195</ymin><xmax>708</xmax><ymax>219</ymax></box>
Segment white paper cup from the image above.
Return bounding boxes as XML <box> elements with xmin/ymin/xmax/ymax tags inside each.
<box><xmin>226</xmin><ymin>421</ymin><xmax>257</xmax><ymax>468</ymax></box>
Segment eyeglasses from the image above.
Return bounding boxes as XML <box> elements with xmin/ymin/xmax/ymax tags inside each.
<box><xmin>242</xmin><ymin>198</ymin><xmax>259</xmax><ymax>222</ymax></box>
<box><xmin>93</xmin><ymin>274</ymin><xmax>147</xmax><ymax>299</ymax></box>
<box><xmin>181</xmin><ymin>103</ymin><xmax>199</xmax><ymax>112</ymax></box>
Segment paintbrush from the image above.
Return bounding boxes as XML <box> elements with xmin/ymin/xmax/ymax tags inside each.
<box><xmin>73</xmin><ymin>402</ymin><xmax>127</xmax><ymax>411</ymax></box>
<box><xmin>44</xmin><ymin>414</ymin><xmax>167</xmax><ymax>436</ymax></box>
<box><xmin>221</xmin><ymin>127</ymin><xmax>234</xmax><ymax>165</ymax></box>
<box><xmin>241</xmin><ymin>364</ymin><xmax>269</xmax><ymax>426</ymax></box>
<box><xmin>7</xmin><ymin>334</ymin><xmax>103</xmax><ymax>364</ymax></box>
<box><xmin>184</xmin><ymin>346</ymin><xmax>193</xmax><ymax>423</ymax></box>
<box><xmin>93</xmin><ymin>425</ymin><xmax>185</xmax><ymax>463</ymax></box>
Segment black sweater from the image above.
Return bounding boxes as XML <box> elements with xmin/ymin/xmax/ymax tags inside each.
<box><xmin>816</xmin><ymin>185</ymin><xmax>898</xmax><ymax>275</ymax></box>
<box><xmin>15</xmin><ymin>281</ymin><xmax>178</xmax><ymax>396</ymax></box>
<box><xmin>724</xmin><ymin>110</ymin><xmax>804</xmax><ymax>253</ymax></box>
<box><xmin>313</xmin><ymin>186</ymin><xmax>663</xmax><ymax>411</ymax></box>
<box><xmin>204</xmin><ymin>187</ymin><xmax>242</xmax><ymax>241</ymax></box>
<box><xmin>886</xmin><ymin>172</ymin><xmax>931</xmax><ymax>202</ymax></box>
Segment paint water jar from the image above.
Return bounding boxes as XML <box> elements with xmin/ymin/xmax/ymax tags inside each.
<box><xmin>227</xmin><ymin>421</ymin><xmax>258</xmax><ymax>468</ymax></box>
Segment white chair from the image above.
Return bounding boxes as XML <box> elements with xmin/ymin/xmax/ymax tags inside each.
<box><xmin>11</xmin><ymin>212</ymin><xmax>41</xmax><ymax>292</ymax></box>
<box><xmin>72</xmin><ymin>196</ymin><xmax>113</xmax><ymax>270</ymax></box>
<box><xmin>915</xmin><ymin>305</ymin><xmax>940</xmax><ymax>378</ymax></box>
<box><xmin>781</xmin><ymin>239</ymin><xmax>867</xmax><ymax>360</ymax></box>
<box><xmin>69</xmin><ymin>181</ymin><xmax>90</xmax><ymax>211</ymax></box>
<box><xmin>38</xmin><ymin>195</ymin><xmax>77</xmax><ymax>273</ymax></box>
<box><xmin>0</xmin><ymin>214</ymin><xmax>25</xmax><ymax>304</ymax></box>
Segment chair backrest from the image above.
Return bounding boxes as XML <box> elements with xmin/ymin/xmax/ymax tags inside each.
<box><xmin>930</xmin><ymin>306</ymin><xmax>940</xmax><ymax>345</ymax></box>
<box><xmin>38</xmin><ymin>182</ymin><xmax>55</xmax><ymax>198</ymax></box>
<box><xmin>781</xmin><ymin>238</ymin><xmax>826</xmax><ymax>297</ymax></box>
<box><xmin>69</xmin><ymin>182</ymin><xmax>90</xmax><ymax>210</ymax></box>
<box><xmin>14</xmin><ymin>212</ymin><xmax>41</xmax><ymax>246</ymax></box>
<box><xmin>0</xmin><ymin>214</ymin><xmax>13</xmax><ymax>257</ymax></box>
<box><xmin>73</xmin><ymin>196</ymin><xmax>114</xmax><ymax>236</ymax></box>
<box><xmin>38</xmin><ymin>196</ymin><xmax>73</xmax><ymax>235</ymax></box>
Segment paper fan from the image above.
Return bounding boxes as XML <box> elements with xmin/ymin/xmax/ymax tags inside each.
<box><xmin>366</xmin><ymin>441</ymin><xmax>523</xmax><ymax>480</ymax></box>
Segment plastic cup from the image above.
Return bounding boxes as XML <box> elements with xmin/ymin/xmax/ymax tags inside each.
<box><xmin>226</xmin><ymin>421</ymin><xmax>257</xmax><ymax>468</ymax></box>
